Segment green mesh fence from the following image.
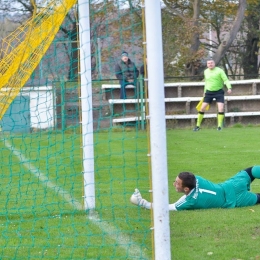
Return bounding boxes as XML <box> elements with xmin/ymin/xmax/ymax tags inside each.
<box><xmin>0</xmin><ymin>0</ymin><xmax>152</xmax><ymax>259</ymax></box>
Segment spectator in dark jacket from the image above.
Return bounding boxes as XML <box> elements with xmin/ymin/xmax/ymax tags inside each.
<box><xmin>115</xmin><ymin>51</ymin><xmax>139</xmax><ymax>99</ymax></box>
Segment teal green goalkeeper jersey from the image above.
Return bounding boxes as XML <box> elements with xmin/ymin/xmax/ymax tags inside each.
<box><xmin>204</xmin><ymin>67</ymin><xmax>232</xmax><ymax>92</ymax></box>
<box><xmin>172</xmin><ymin>172</ymin><xmax>257</xmax><ymax>211</ymax></box>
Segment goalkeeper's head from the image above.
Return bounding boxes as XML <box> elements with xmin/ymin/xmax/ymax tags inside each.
<box><xmin>174</xmin><ymin>172</ymin><xmax>196</xmax><ymax>194</ymax></box>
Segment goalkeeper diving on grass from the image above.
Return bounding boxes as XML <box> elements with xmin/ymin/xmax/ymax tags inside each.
<box><xmin>130</xmin><ymin>166</ymin><xmax>260</xmax><ymax>211</ymax></box>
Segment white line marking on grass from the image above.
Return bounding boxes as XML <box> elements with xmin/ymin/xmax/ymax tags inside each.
<box><xmin>3</xmin><ymin>139</ymin><xmax>83</xmax><ymax>210</ymax></box>
<box><xmin>88</xmin><ymin>211</ymin><xmax>149</xmax><ymax>259</ymax></box>
<box><xmin>3</xmin><ymin>139</ymin><xmax>149</xmax><ymax>260</ymax></box>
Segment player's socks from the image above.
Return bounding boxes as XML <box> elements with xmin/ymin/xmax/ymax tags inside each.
<box><xmin>252</xmin><ymin>166</ymin><xmax>260</xmax><ymax>179</ymax></box>
<box><xmin>256</xmin><ymin>194</ymin><xmax>260</xmax><ymax>204</ymax></box>
<box><xmin>244</xmin><ymin>167</ymin><xmax>254</xmax><ymax>181</ymax></box>
<box><xmin>217</xmin><ymin>112</ymin><xmax>224</xmax><ymax>128</ymax></box>
<box><xmin>197</xmin><ymin>112</ymin><xmax>204</xmax><ymax>127</ymax></box>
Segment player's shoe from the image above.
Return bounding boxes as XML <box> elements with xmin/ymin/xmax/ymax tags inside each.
<box><xmin>193</xmin><ymin>126</ymin><xmax>200</xmax><ymax>131</ymax></box>
<box><xmin>130</xmin><ymin>188</ymin><xmax>143</xmax><ymax>205</ymax></box>
<box><xmin>217</xmin><ymin>127</ymin><xmax>222</xmax><ymax>131</ymax></box>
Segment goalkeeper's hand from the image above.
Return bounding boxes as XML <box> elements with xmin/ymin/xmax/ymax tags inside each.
<box><xmin>130</xmin><ymin>188</ymin><xmax>150</xmax><ymax>209</ymax></box>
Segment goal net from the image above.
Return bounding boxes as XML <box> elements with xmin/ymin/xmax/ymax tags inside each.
<box><xmin>0</xmin><ymin>0</ymin><xmax>152</xmax><ymax>259</ymax></box>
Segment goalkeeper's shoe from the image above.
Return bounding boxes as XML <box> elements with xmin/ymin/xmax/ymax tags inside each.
<box><xmin>130</xmin><ymin>188</ymin><xmax>143</xmax><ymax>205</ymax></box>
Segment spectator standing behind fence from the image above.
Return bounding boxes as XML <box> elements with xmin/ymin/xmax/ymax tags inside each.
<box><xmin>193</xmin><ymin>58</ymin><xmax>232</xmax><ymax>131</ymax></box>
<box><xmin>115</xmin><ymin>51</ymin><xmax>139</xmax><ymax>99</ymax></box>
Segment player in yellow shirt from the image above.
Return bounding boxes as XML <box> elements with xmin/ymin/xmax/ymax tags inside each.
<box><xmin>193</xmin><ymin>58</ymin><xmax>232</xmax><ymax>131</ymax></box>
<box><xmin>130</xmin><ymin>166</ymin><xmax>260</xmax><ymax>211</ymax></box>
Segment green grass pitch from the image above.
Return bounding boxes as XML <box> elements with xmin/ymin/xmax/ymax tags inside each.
<box><xmin>1</xmin><ymin>125</ymin><xmax>260</xmax><ymax>259</ymax></box>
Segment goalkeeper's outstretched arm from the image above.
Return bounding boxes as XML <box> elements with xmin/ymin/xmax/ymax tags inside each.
<box><xmin>130</xmin><ymin>188</ymin><xmax>152</xmax><ymax>209</ymax></box>
<box><xmin>130</xmin><ymin>188</ymin><xmax>179</xmax><ymax>211</ymax></box>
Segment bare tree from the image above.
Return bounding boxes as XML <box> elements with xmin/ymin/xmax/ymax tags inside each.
<box><xmin>162</xmin><ymin>0</ymin><xmax>247</xmax><ymax>77</ymax></box>
<box><xmin>213</xmin><ymin>0</ymin><xmax>247</xmax><ymax>66</ymax></box>
<box><xmin>240</xmin><ymin>1</ymin><xmax>260</xmax><ymax>79</ymax></box>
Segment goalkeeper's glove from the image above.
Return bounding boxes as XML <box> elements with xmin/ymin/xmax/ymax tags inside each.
<box><xmin>130</xmin><ymin>188</ymin><xmax>150</xmax><ymax>209</ymax></box>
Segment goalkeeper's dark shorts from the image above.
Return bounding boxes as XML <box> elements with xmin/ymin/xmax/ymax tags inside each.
<box><xmin>204</xmin><ymin>89</ymin><xmax>224</xmax><ymax>104</ymax></box>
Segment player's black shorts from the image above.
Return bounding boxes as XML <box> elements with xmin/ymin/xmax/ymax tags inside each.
<box><xmin>204</xmin><ymin>89</ymin><xmax>224</xmax><ymax>104</ymax></box>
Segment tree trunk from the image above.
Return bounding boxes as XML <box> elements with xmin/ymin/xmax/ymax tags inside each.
<box><xmin>242</xmin><ymin>38</ymin><xmax>259</xmax><ymax>79</ymax></box>
<box><xmin>213</xmin><ymin>0</ymin><xmax>247</xmax><ymax>65</ymax></box>
<box><xmin>241</xmin><ymin>9</ymin><xmax>260</xmax><ymax>79</ymax></box>
<box><xmin>185</xmin><ymin>0</ymin><xmax>201</xmax><ymax>77</ymax></box>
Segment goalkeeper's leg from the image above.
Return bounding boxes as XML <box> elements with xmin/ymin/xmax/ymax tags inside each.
<box><xmin>130</xmin><ymin>189</ymin><xmax>152</xmax><ymax>209</ymax></box>
<box><xmin>243</xmin><ymin>166</ymin><xmax>260</xmax><ymax>181</ymax></box>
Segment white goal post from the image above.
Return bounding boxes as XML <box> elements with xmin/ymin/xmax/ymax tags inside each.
<box><xmin>78</xmin><ymin>0</ymin><xmax>171</xmax><ymax>257</ymax></box>
<box><xmin>145</xmin><ymin>0</ymin><xmax>171</xmax><ymax>259</ymax></box>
